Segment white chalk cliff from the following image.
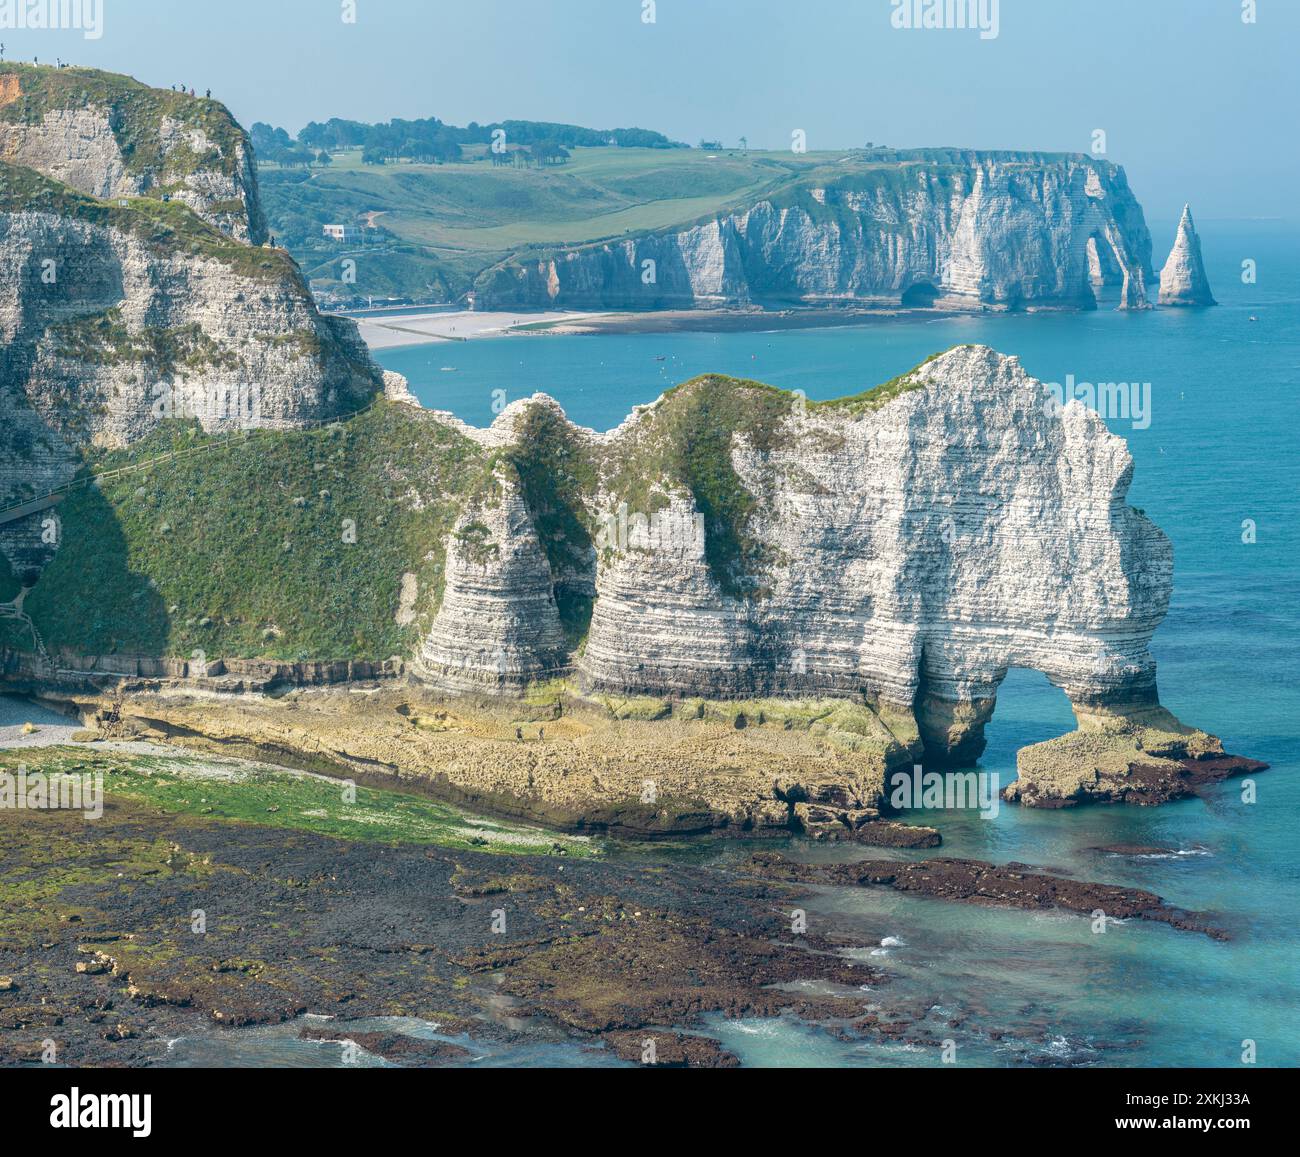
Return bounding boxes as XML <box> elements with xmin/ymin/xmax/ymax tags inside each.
<box><xmin>476</xmin><ymin>151</ymin><xmax>1156</xmax><ymax>313</ymax></box>
<box><xmin>418</xmin><ymin>345</ymin><xmax>1176</xmax><ymax>765</ymax></box>
<box><xmin>416</xmin><ymin>473</ymin><xmax>569</xmax><ymax>691</ymax></box>
<box><xmin>0</xmin><ymin>65</ymin><xmax>380</xmax><ymax>579</ymax></box>
<box><xmin>0</xmin><ymin>64</ymin><xmax>265</xmax><ymax>243</ymax></box>
<box><xmin>1158</xmin><ymin>204</ymin><xmax>1216</xmax><ymax>306</ymax></box>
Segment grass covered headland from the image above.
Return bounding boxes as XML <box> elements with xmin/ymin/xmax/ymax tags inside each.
<box><xmin>2</xmin><ymin>357</ymin><xmax>946</xmax><ymax>668</ymax></box>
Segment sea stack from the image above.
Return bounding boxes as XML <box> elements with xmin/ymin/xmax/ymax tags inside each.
<box><xmin>1158</xmin><ymin>204</ymin><xmax>1216</xmax><ymax>306</ymax></box>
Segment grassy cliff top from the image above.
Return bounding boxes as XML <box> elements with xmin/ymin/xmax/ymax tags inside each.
<box><xmin>0</xmin><ymin>63</ymin><xmax>248</xmax><ymax>179</ymax></box>
<box><xmin>641</xmin><ymin>350</ymin><xmax>950</xmax><ymax>425</ymax></box>
<box><xmin>586</xmin><ymin>355</ymin><xmax>949</xmax><ymax>598</ymax></box>
<box><xmin>486</xmin><ymin>150</ymin><xmax>1129</xmax><ymax>269</ymax></box>
<box><xmin>0</xmin><ymin>160</ymin><xmax>291</xmax><ymax>282</ymax></box>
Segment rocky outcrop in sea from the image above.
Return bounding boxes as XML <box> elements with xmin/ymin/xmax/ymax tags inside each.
<box><xmin>413</xmin><ymin>344</ymin><xmax>1245</xmax><ymax>792</ymax></box>
<box><xmin>1158</xmin><ymin>203</ymin><xmax>1216</xmax><ymax>306</ymax></box>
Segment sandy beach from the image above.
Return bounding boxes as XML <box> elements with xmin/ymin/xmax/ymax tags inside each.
<box><xmin>529</xmin><ymin>306</ymin><xmax>971</xmax><ymax>336</ymax></box>
<box><xmin>350</xmin><ymin>305</ymin><xmax>980</xmax><ymax>351</ymax></box>
<box><xmin>352</xmin><ymin>309</ymin><xmax>609</xmax><ymax>350</ymax></box>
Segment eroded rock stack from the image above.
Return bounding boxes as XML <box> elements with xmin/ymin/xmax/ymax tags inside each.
<box><xmin>416</xmin><ymin>472</ymin><xmax>569</xmax><ymax>692</ymax></box>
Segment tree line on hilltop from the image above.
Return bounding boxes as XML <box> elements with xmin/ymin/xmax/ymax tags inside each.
<box><xmin>251</xmin><ymin>116</ymin><xmax>685</xmax><ymax>167</ymax></box>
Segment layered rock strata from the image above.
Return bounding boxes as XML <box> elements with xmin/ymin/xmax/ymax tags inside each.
<box><xmin>419</xmin><ymin>345</ymin><xmax>1178</xmax><ymax>770</ymax></box>
<box><xmin>414</xmin><ymin>474</ymin><xmax>569</xmax><ymax>692</ymax></box>
<box><xmin>0</xmin><ymin>68</ymin><xmax>382</xmax><ymax>579</ymax></box>
<box><xmin>476</xmin><ymin>151</ymin><xmax>1155</xmax><ymax>312</ymax></box>
<box><xmin>0</xmin><ymin>63</ymin><xmax>266</xmax><ymax>242</ymax></box>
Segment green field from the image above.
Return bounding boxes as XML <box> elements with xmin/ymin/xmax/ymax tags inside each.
<box><xmin>261</xmin><ymin>145</ymin><xmax>876</xmax><ymax>302</ymax></box>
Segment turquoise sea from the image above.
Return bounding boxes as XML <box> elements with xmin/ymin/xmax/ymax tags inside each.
<box><xmin>368</xmin><ymin>219</ymin><xmax>1300</xmax><ymax>1067</ymax></box>
<box><xmin>138</xmin><ymin>222</ymin><xmax>1299</xmax><ymax>1068</ymax></box>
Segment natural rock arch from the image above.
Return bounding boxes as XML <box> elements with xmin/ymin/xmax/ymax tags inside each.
<box><xmin>916</xmin><ymin>663</ymin><xmax>1078</xmax><ymax>768</ymax></box>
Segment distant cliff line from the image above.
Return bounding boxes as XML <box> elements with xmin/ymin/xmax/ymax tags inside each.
<box><xmin>474</xmin><ymin>150</ymin><xmax>1158</xmax><ymax>313</ymax></box>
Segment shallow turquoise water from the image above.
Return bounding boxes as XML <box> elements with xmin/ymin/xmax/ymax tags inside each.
<box><xmin>372</xmin><ymin>219</ymin><xmax>1300</xmax><ymax>1067</ymax></box>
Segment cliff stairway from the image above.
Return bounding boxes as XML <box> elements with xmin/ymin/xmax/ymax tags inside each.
<box><xmin>0</xmin><ymin>593</ymin><xmax>51</xmax><ymax>668</ymax></box>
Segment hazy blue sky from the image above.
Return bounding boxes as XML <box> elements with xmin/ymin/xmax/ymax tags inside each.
<box><xmin>2</xmin><ymin>0</ymin><xmax>1295</xmax><ymax>221</ymax></box>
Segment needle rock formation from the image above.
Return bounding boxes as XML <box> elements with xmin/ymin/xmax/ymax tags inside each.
<box><xmin>1158</xmin><ymin>204</ymin><xmax>1216</xmax><ymax>306</ymax></box>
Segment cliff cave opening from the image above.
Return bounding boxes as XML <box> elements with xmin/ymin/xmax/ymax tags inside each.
<box><xmin>900</xmin><ymin>281</ymin><xmax>940</xmax><ymax>308</ymax></box>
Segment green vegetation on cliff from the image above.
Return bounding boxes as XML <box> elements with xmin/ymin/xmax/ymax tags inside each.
<box><xmin>597</xmin><ymin>358</ymin><xmax>948</xmax><ymax>598</ymax></box>
<box><xmin>504</xmin><ymin>403</ymin><xmax>599</xmax><ymax>645</ymax></box>
<box><xmin>811</xmin><ymin>350</ymin><xmax>948</xmax><ymax>414</ymax></box>
<box><xmin>22</xmin><ymin>401</ymin><xmax>489</xmax><ymax>661</ymax></box>
<box><xmin>0</xmin><ymin>63</ymin><xmax>248</xmax><ymax>180</ymax></box>
<box><xmin>49</xmin><ymin>308</ymin><xmax>241</xmax><ymax>375</ymax></box>
<box><xmin>0</xmin><ymin>160</ymin><xmax>285</xmax><ymax>281</ymax></box>
<box><xmin>606</xmin><ymin>375</ymin><xmax>793</xmax><ymax>599</ymax></box>
<box><xmin>3</xmin><ymin>359</ymin><xmax>956</xmax><ymax>665</ymax></box>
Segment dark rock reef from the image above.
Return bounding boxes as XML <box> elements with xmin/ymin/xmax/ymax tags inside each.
<box><xmin>745</xmin><ymin>852</ymin><xmax>1230</xmax><ymax>940</ymax></box>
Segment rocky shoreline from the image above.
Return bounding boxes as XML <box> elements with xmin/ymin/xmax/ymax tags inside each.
<box><xmin>28</xmin><ymin>684</ymin><xmax>934</xmax><ymax>843</ymax></box>
<box><xmin>16</xmin><ymin>675</ymin><xmax>1268</xmax><ymax>826</ymax></box>
<box><xmin>0</xmin><ymin>774</ymin><xmax>1238</xmax><ymax>1069</ymax></box>
<box><xmin>745</xmin><ymin>852</ymin><xmax>1231</xmax><ymax>940</ymax></box>
<box><xmin>0</xmin><ymin>793</ymin><xmax>899</xmax><ymax>1067</ymax></box>
<box><xmin>1007</xmin><ymin>710</ymin><xmax>1266</xmax><ymax>807</ymax></box>
<box><xmin>0</xmin><ymin>677</ymin><xmax>1257</xmax><ymax>1069</ymax></box>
